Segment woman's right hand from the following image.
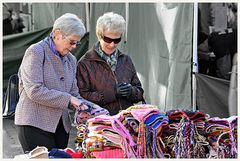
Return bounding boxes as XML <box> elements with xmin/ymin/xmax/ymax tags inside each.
<box><xmin>70</xmin><ymin>96</ymin><xmax>90</xmax><ymax>111</ymax></box>
<box><xmin>70</xmin><ymin>96</ymin><xmax>82</xmax><ymax>109</ymax></box>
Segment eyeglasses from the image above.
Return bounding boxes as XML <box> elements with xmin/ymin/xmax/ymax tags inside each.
<box><xmin>64</xmin><ymin>36</ymin><xmax>81</xmax><ymax>46</ymax></box>
<box><xmin>102</xmin><ymin>36</ymin><xmax>121</xmax><ymax>44</ymax></box>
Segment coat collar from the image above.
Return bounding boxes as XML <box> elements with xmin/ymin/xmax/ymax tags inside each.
<box><xmin>82</xmin><ymin>43</ymin><xmax>124</xmax><ymax>61</ymax></box>
<box><xmin>40</xmin><ymin>38</ymin><xmax>70</xmax><ymax>63</ymax></box>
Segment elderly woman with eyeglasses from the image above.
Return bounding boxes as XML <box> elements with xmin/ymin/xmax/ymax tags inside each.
<box><xmin>14</xmin><ymin>13</ymin><xmax>107</xmax><ymax>153</ymax></box>
<box><xmin>76</xmin><ymin>12</ymin><xmax>144</xmax><ymax>115</ymax></box>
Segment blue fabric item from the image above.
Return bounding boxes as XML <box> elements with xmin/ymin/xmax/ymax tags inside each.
<box><xmin>44</xmin><ymin>35</ymin><xmax>64</xmax><ymax>62</ymax></box>
<box><xmin>48</xmin><ymin>148</ymin><xmax>72</xmax><ymax>158</ymax></box>
<box><xmin>144</xmin><ymin>113</ymin><xmax>168</xmax><ymax>158</ymax></box>
<box><xmin>144</xmin><ymin>114</ymin><xmax>168</xmax><ymax>129</ymax></box>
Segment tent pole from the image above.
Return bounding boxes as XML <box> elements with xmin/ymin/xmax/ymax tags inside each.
<box><xmin>125</xmin><ymin>3</ymin><xmax>129</xmax><ymax>43</ymax></box>
<box><xmin>85</xmin><ymin>3</ymin><xmax>90</xmax><ymax>32</ymax></box>
<box><xmin>192</xmin><ymin>2</ymin><xmax>198</xmax><ymax>111</ymax></box>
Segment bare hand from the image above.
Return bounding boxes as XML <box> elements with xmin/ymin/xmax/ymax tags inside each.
<box><xmin>70</xmin><ymin>96</ymin><xmax>82</xmax><ymax>109</ymax></box>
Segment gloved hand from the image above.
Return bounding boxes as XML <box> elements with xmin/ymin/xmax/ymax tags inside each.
<box><xmin>115</xmin><ymin>82</ymin><xmax>133</xmax><ymax>97</ymax></box>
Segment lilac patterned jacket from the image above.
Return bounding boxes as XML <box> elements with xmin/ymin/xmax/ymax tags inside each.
<box><xmin>15</xmin><ymin>40</ymin><xmax>81</xmax><ymax>133</ymax></box>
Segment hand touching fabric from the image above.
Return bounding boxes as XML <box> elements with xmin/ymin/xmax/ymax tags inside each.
<box><xmin>74</xmin><ymin>101</ymin><xmax>109</xmax><ymax>125</ymax></box>
<box><xmin>70</xmin><ymin>96</ymin><xmax>83</xmax><ymax>109</ymax></box>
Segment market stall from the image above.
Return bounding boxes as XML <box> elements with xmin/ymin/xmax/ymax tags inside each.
<box><xmin>15</xmin><ymin>104</ymin><xmax>237</xmax><ymax>159</ymax></box>
<box><xmin>73</xmin><ymin>104</ymin><xmax>237</xmax><ymax>159</ymax></box>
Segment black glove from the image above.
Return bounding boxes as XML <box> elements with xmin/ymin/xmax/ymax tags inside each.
<box><xmin>115</xmin><ymin>82</ymin><xmax>133</xmax><ymax>97</ymax></box>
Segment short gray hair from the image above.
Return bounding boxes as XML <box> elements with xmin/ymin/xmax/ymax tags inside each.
<box><xmin>52</xmin><ymin>13</ymin><xmax>86</xmax><ymax>37</ymax></box>
<box><xmin>96</xmin><ymin>12</ymin><xmax>126</xmax><ymax>39</ymax></box>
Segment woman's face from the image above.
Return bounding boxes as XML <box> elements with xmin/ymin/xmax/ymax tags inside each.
<box><xmin>99</xmin><ymin>32</ymin><xmax>122</xmax><ymax>55</ymax></box>
<box><xmin>55</xmin><ymin>31</ymin><xmax>81</xmax><ymax>56</ymax></box>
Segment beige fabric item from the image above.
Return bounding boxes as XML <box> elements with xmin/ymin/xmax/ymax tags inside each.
<box><xmin>14</xmin><ymin>146</ymin><xmax>49</xmax><ymax>159</ymax></box>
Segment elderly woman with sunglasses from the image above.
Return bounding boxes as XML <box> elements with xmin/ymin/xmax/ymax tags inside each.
<box><xmin>76</xmin><ymin>12</ymin><xmax>144</xmax><ymax>115</ymax></box>
<box><xmin>14</xmin><ymin>13</ymin><xmax>107</xmax><ymax>153</ymax></box>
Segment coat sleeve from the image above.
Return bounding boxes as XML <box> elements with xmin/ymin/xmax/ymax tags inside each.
<box><xmin>76</xmin><ymin>60</ymin><xmax>116</xmax><ymax>106</ymax></box>
<box><xmin>127</xmin><ymin>57</ymin><xmax>144</xmax><ymax>103</ymax></box>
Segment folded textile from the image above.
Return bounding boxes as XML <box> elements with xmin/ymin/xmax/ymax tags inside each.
<box><xmin>14</xmin><ymin>146</ymin><xmax>49</xmax><ymax>159</ymax></box>
<box><xmin>206</xmin><ymin>116</ymin><xmax>238</xmax><ymax>158</ymax></box>
<box><xmin>48</xmin><ymin>148</ymin><xmax>72</xmax><ymax>158</ymax></box>
<box><xmin>90</xmin><ymin>148</ymin><xmax>124</xmax><ymax>158</ymax></box>
<box><xmin>28</xmin><ymin>146</ymin><xmax>49</xmax><ymax>159</ymax></box>
<box><xmin>64</xmin><ymin>148</ymin><xmax>83</xmax><ymax>158</ymax></box>
<box><xmin>74</xmin><ymin>101</ymin><xmax>109</xmax><ymax>125</ymax></box>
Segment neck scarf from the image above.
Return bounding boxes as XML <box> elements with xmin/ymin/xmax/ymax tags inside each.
<box><xmin>95</xmin><ymin>42</ymin><xmax>118</xmax><ymax>71</ymax></box>
<box><xmin>44</xmin><ymin>34</ymin><xmax>64</xmax><ymax>62</ymax></box>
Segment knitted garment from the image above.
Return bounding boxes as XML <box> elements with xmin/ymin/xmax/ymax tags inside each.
<box><xmin>123</xmin><ymin>105</ymin><xmax>161</xmax><ymax>158</ymax></box>
<box><xmin>122</xmin><ymin>114</ymin><xmax>139</xmax><ymax>143</ymax></box>
<box><xmin>162</xmin><ymin>110</ymin><xmax>209</xmax><ymax>158</ymax></box>
<box><xmin>64</xmin><ymin>148</ymin><xmax>83</xmax><ymax>158</ymax></box>
<box><xmin>24</xmin><ymin>146</ymin><xmax>49</xmax><ymax>159</ymax></box>
<box><xmin>144</xmin><ymin>113</ymin><xmax>169</xmax><ymax>158</ymax></box>
<box><xmin>86</xmin><ymin>113</ymin><xmax>136</xmax><ymax>158</ymax></box>
<box><xmin>206</xmin><ymin>116</ymin><xmax>238</xmax><ymax>158</ymax></box>
<box><xmin>74</xmin><ymin>101</ymin><xmax>109</xmax><ymax>125</ymax></box>
<box><xmin>127</xmin><ymin>104</ymin><xmax>159</xmax><ymax>110</ymax></box>
<box><xmin>75</xmin><ymin>107</ymin><xmax>237</xmax><ymax>159</ymax></box>
<box><xmin>48</xmin><ymin>149</ymin><xmax>72</xmax><ymax>158</ymax></box>
<box><xmin>85</xmin><ymin>136</ymin><xmax>104</xmax><ymax>152</ymax></box>
<box><xmin>90</xmin><ymin>148</ymin><xmax>124</xmax><ymax>158</ymax></box>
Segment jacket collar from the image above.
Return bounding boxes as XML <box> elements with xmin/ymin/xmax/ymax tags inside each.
<box><xmin>40</xmin><ymin>38</ymin><xmax>70</xmax><ymax>63</ymax></box>
<box><xmin>82</xmin><ymin>42</ymin><xmax>123</xmax><ymax>61</ymax></box>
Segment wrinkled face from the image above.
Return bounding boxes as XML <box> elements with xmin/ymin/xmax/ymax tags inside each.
<box><xmin>99</xmin><ymin>32</ymin><xmax>122</xmax><ymax>55</ymax></box>
<box><xmin>54</xmin><ymin>30</ymin><xmax>81</xmax><ymax>56</ymax></box>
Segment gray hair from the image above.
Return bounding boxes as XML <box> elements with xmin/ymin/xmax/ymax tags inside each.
<box><xmin>52</xmin><ymin>13</ymin><xmax>86</xmax><ymax>37</ymax></box>
<box><xmin>96</xmin><ymin>12</ymin><xmax>126</xmax><ymax>39</ymax></box>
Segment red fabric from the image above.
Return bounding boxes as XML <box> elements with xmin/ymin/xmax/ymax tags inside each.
<box><xmin>90</xmin><ymin>148</ymin><xmax>124</xmax><ymax>158</ymax></box>
<box><xmin>64</xmin><ymin>148</ymin><xmax>83</xmax><ymax>158</ymax></box>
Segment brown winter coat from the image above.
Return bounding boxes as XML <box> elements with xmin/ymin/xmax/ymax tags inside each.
<box><xmin>76</xmin><ymin>46</ymin><xmax>144</xmax><ymax>115</ymax></box>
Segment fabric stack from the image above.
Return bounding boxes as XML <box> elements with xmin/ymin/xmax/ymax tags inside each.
<box><xmin>74</xmin><ymin>104</ymin><xmax>238</xmax><ymax>159</ymax></box>
<box><xmin>75</xmin><ymin>104</ymin><xmax>169</xmax><ymax>158</ymax></box>
<box><xmin>161</xmin><ymin>110</ymin><xmax>209</xmax><ymax>158</ymax></box>
<box><xmin>206</xmin><ymin>116</ymin><xmax>238</xmax><ymax>158</ymax></box>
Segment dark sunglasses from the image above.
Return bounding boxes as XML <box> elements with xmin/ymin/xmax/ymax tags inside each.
<box><xmin>102</xmin><ymin>36</ymin><xmax>121</xmax><ymax>44</ymax></box>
